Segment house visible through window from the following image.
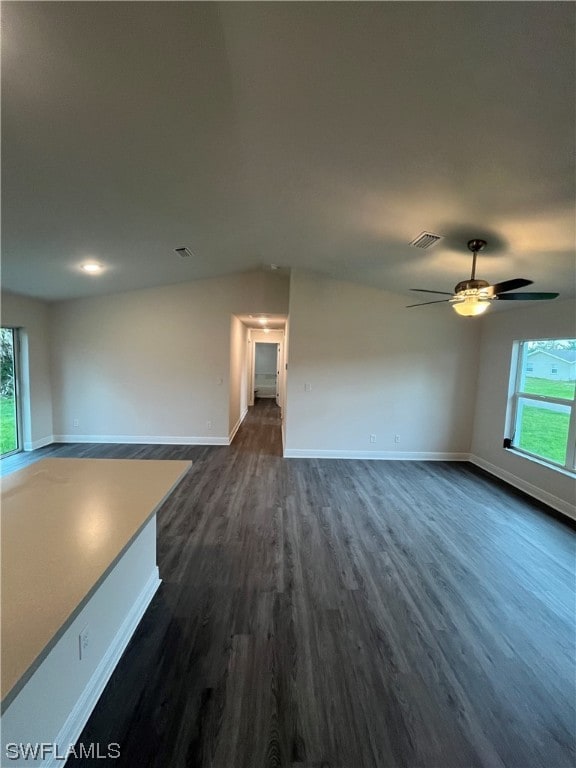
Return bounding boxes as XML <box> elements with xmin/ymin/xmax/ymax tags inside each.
<box><xmin>506</xmin><ymin>339</ymin><xmax>576</xmax><ymax>471</ymax></box>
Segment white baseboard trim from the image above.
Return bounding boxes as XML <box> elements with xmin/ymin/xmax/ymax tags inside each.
<box><xmin>228</xmin><ymin>407</ymin><xmax>249</xmax><ymax>444</ymax></box>
<box><xmin>44</xmin><ymin>568</ymin><xmax>161</xmax><ymax>768</ymax></box>
<box><xmin>53</xmin><ymin>434</ymin><xmax>229</xmax><ymax>446</ymax></box>
<box><xmin>469</xmin><ymin>454</ymin><xmax>576</xmax><ymax>521</ymax></box>
<box><xmin>283</xmin><ymin>449</ymin><xmax>469</xmax><ymax>461</ymax></box>
<box><xmin>24</xmin><ymin>435</ymin><xmax>54</xmax><ymax>451</ymax></box>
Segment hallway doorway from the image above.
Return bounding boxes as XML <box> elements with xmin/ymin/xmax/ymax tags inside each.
<box><xmin>247</xmin><ymin>328</ymin><xmax>285</xmax><ymax>414</ymax></box>
<box><xmin>254</xmin><ymin>342</ymin><xmax>278</xmax><ymax>403</ymax></box>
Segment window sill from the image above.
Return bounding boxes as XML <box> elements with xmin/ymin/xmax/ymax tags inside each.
<box><xmin>505</xmin><ymin>447</ymin><xmax>576</xmax><ymax>479</ymax></box>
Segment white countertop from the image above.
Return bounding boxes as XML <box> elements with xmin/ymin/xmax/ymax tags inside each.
<box><xmin>1</xmin><ymin>458</ymin><xmax>191</xmax><ymax>704</ymax></box>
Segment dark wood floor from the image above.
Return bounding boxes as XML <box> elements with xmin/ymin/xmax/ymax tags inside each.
<box><xmin>7</xmin><ymin>401</ymin><xmax>576</xmax><ymax>767</ymax></box>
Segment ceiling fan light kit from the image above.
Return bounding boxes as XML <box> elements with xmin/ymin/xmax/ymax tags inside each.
<box><xmin>408</xmin><ymin>239</ymin><xmax>559</xmax><ymax>317</ymax></box>
<box><xmin>451</xmin><ymin>293</ymin><xmax>491</xmax><ymax>316</ymax></box>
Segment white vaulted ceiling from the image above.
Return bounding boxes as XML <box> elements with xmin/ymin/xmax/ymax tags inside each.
<box><xmin>2</xmin><ymin>2</ymin><xmax>574</xmax><ymax>301</ymax></box>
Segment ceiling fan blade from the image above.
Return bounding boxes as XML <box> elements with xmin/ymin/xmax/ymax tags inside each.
<box><xmin>410</xmin><ymin>288</ymin><xmax>453</xmax><ymax>295</ymax></box>
<box><xmin>497</xmin><ymin>292</ymin><xmax>559</xmax><ymax>301</ymax></box>
<box><xmin>406</xmin><ymin>299</ymin><xmax>451</xmax><ymax>308</ymax></box>
<box><xmin>490</xmin><ymin>278</ymin><xmax>533</xmax><ymax>294</ymax></box>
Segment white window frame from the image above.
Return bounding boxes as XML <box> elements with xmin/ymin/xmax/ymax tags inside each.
<box><xmin>507</xmin><ymin>340</ymin><xmax>576</xmax><ymax>472</ymax></box>
<box><xmin>1</xmin><ymin>327</ymin><xmax>22</xmax><ymax>457</ymax></box>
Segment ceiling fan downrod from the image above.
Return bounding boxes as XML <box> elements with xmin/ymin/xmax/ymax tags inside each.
<box><xmin>467</xmin><ymin>239</ymin><xmax>487</xmax><ymax>281</ymax></box>
<box><xmin>453</xmin><ymin>239</ymin><xmax>490</xmax><ymax>295</ymax></box>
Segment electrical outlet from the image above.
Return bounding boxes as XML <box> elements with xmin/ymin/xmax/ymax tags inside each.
<box><xmin>304</xmin><ymin>383</ymin><xmax>312</xmax><ymax>392</ymax></box>
<box><xmin>370</xmin><ymin>434</ymin><xmax>376</xmax><ymax>443</ymax></box>
<box><xmin>207</xmin><ymin>420</ymin><xmax>212</xmax><ymax>430</ymax></box>
<box><xmin>73</xmin><ymin>418</ymin><xmax>79</xmax><ymax>428</ymax></box>
<box><xmin>394</xmin><ymin>434</ymin><xmax>401</xmax><ymax>443</ymax></box>
<box><xmin>79</xmin><ymin>626</ymin><xmax>89</xmax><ymax>660</ymax></box>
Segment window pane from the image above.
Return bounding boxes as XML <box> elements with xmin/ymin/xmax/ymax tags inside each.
<box><xmin>1</xmin><ymin>328</ymin><xmax>18</xmax><ymax>455</ymax></box>
<box><xmin>520</xmin><ymin>340</ymin><xmax>576</xmax><ymax>399</ymax></box>
<box><xmin>516</xmin><ymin>397</ymin><xmax>570</xmax><ymax>465</ymax></box>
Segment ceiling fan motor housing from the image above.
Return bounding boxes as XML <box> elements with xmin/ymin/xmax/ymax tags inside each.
<box><xmin>454</xmin><ymin>278</ymin><xmax>490</xmax><ymax>294</ymax></box>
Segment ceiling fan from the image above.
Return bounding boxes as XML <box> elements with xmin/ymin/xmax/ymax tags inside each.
<box><xmin>406</xmin><ymin>239</ymin><xmax>559</xmax><ymax>316</ymax></box>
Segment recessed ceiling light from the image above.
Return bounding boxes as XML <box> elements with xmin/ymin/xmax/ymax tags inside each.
<box><xmin>81</xmin><ymin>262</ymin><xmax>103</xmax><ymax>274</ymax></box>
<box><xmin>263</xmin><ymin>328</ymin><xmax>271</xmax><ymax>334</ymax></box>
<box><xmin>258</xmin><ymin>316</ymin><xmax>268</xmax><ymax>325</ymax></box>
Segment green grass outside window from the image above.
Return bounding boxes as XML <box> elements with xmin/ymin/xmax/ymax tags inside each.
<box><xmin>1</xmin><ymin>395</ymin><xmax>18</xmax><ymax>455</ymax></box>
<box><xmin>516</xmin><ymin>378</ymin><xmax>573</xmax><ymax>466</ymax></box>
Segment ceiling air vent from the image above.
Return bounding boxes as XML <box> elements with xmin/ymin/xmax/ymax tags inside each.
<box><xmin>175</xmin><ymin>247</ymin><xmax>194</xmax><ymax>258</ymax></box>
<box><xmin>409</xmin><ymin>232</ymin><xmax>443</xmax><ymax>249</ymax></box>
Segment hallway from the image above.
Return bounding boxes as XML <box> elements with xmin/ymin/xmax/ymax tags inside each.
<box><xmin>11</xmin><ymin>400</ymin><xmax>575</xmax><ymax>767</ymax></box>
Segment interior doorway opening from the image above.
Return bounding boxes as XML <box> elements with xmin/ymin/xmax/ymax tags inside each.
<box><xmin>229</xmin><ymin>316</ymin><xmax>287</xmax><ymax>445</ymax></box>
<box><xmin>254</xmin><ymin>342</ymin><xmax>278</xmax><ymax>402</ymax></box>
<box><xmin>248</xmin><ymin>328</ymin><xmax>285</xmax><ymax>413</ymax></box>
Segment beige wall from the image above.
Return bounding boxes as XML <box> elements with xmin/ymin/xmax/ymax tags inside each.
<box><xmin>1</xmin><ymin>291</ymin><xmax>54</xmax><ymax>449</ymax></box>
<box><xmin>471</xmin><ymin>299</ymin><xmax>576</xmax><ymax>518</ymax></box>
<box><xmin>282</xmin><ymin>315</ymin><xmax>290</xmax><ymax>448</ymax></box>
<box><xmin>229</xmin><ymin>315</ymin><xmax>249</xmax><ymax>438</ymax></box>
<box><xmin>284</xmin><ymin>271</ymin><xmax>480</xmax><ymax>457</ymax></box>
<box><xmin>49</xmin><ymin>272</ymin><xmax>289</xmax><ymax>444</ymax></box>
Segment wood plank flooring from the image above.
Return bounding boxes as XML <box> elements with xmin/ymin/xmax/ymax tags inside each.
<box><xmin>7</xmin><ymin>401</ymin><xmax>575</xmax><ymax>767</ymax></box>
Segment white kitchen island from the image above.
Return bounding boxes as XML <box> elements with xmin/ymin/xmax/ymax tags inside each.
<box><xmin>1</xmin><ymin>458</ymin><xmax>190</xmax><ymax>767</ymax></box>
